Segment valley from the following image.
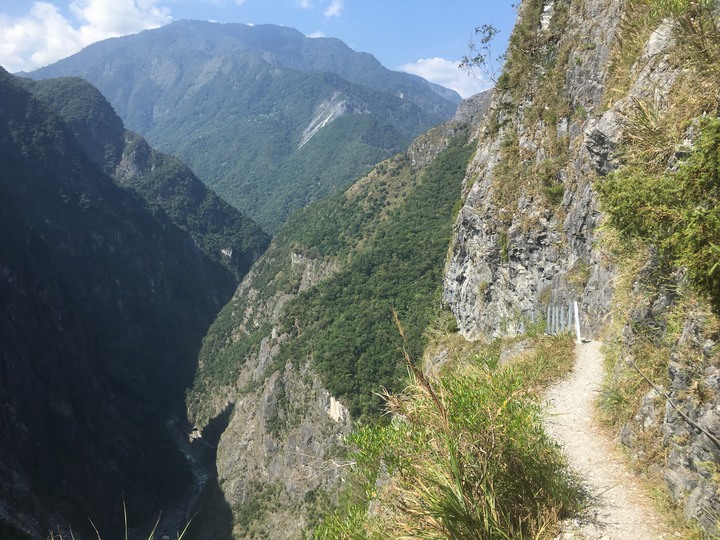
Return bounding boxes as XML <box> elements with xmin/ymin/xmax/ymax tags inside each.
<box><xmin>1</xmin><ymin>0</ymin><xmax>720</xmax><ymax>538</ymax></box>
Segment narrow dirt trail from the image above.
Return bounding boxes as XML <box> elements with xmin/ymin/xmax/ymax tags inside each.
<box><xmin>544</xmin><ymin>340</ymin><xmax>666</xmax><ymax>539</ymax></box>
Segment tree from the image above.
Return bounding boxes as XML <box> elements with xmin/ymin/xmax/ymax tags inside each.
<box><xmin>460</xmin><ymin>24</ymin><xmax>505</xmax><ymax>84</ymax></box>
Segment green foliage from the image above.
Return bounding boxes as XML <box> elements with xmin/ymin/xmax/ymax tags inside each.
<box><xmin>597</xmin><ymin>116</ymin><xmax>720</xmax><ymax>311</ymax></box>
<box><xmin>119</xmin><ymin>133</ymin><xmax>271</xmax><ymax>277</ymax></box>
<box><xmin>277</xmin><ymin>135</ymin><xmax>474</xmax><ymax>420</ymax></box>
<box><xmin>232</xmin><ymin>482</ymin><xmax>281</xmax><ymax>535</ymax></box>
<box><xmin>317</xmin><ymin>336</ymin><xmax>580</xmax><ymax>539</ymax></box>
<box><xmin>186</xmin><ymin>130</ymin><xmax>472</xmax><ymax>425</ymax></box>
<box><xmin>27</xmin><ymin>77</ymin><xmax>270</xmax><ymax>279</ymax></box>
<box><xmin>0</xmin><ymin>66</ymin><xmax>232</xmax><ymax>539</ymax></box>
<box><xmin>30</xmin><ymin>21</ymin><xmax>458</xmax><ymax>232</ymax></box>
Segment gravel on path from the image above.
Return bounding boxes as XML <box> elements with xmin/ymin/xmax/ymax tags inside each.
<box><xmin>544</xmin><ymin>340</ymin><xmax>666</xmax><ymax>540</ymax></box>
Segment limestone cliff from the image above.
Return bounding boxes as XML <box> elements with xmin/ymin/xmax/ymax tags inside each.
<box><xmin>443</xmin><ymin>0</ymin><xmax>619</xmax><ymax>340</ymax></box>
<box><xmin>443</xmin><ymin>0</ymin><xmax>720</xmax><ymax>532</ymax></box>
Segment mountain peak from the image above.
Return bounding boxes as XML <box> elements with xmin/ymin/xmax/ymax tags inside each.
<box><xmin>29</xmin><ymin>20</ymin><xmax>459</xmax><ymax>232</ymax></box>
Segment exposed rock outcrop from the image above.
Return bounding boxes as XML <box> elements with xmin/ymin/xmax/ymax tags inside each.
<box><xmin>442</xmin><ymin>0</ymin><xmax>720</xmax><ymax>533</ymax></box>
<box><xmin>443</xmin><ymin>0</ymin><xmax>621</xmax><ymax>340</ymax></box>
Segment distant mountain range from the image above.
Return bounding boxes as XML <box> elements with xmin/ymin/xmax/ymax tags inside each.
<box><xmin>28</xmin><ymin>20</ymin><xmax>461</xmax><ymax>232</ymax></box>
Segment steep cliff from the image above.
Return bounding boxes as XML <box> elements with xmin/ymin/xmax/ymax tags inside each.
<box><xmin>0</xmin><ymin>67</ymin><xmax>247</xmax><ymax>539</ymax></box>
<box><xmin>443</xmin><ymin>0</ymin><xmax>720</xmax><ymax>533</ymax></box>
<box><xmin>444</xmin><ymin>0</ymin><xmax>618</xmax><ymax>340</ymax></box>
<box><xmin>184</xmin><ymin>99</ymin><xmax>487</xmax><ymax>538</ymax></box>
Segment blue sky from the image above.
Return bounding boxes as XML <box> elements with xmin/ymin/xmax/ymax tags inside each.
<box><xmin>0</xmin><ymin>0</ymin><xmax>517</xmax><ymax>97</ymax></box>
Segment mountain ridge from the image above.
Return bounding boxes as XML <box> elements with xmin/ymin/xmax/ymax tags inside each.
<box><xmin>24</xmin><ymin>75</ymin><xmax>270</xmax><ymax>278</ymax></box>
<box><xmin>0</xmin><ymin>66</ymin><xmax>249</xmax><ymax>539</ymax></box>
<box><xmin>28</xmin><ymin>20</ymin><xmax>460</xmax><ymax>232</ymax></box>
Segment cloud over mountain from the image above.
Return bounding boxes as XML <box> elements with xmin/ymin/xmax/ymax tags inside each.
<box><xmin>400</xmin><ymin>56</ymin><xmax>492</xmax><ymax>99</ymax></box>
<box><xmin>0</xmin><ymin>0</ymin><xmax>171</xmax><ymax>72</ymax></box>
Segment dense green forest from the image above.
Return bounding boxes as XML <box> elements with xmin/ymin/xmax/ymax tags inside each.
<box><xmin>277</xmin><ymin>134</ymin><xmax>475</xmax><ymax>419</ymax></box>
<box><xmin>187</xmin><ymin>127</ymin><xmax>474</xmax><ymax>424</ymax></box>
<box><xmin>0</xmin><ymin>66</ymin><xmax>240</xmax><ymax>538</ymax></box>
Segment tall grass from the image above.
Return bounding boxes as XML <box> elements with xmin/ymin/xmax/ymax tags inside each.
<box><xmin>46</xmin><ymin>502</ymin><xmax>193</xmax><ymax>540</ymax></box>
<box><xmin>315</xmin><ymin>325</ymin><xmax>580</xmax><ymax>539</ymax></box>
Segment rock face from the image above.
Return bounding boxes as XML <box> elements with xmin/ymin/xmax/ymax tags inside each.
<box><xmin>443</xmin><ymin>0</ymin><xmax>620</xmax><ymax>340</ymax></box>
<box><xmin>442</xmin><ymin>0</ymin><xmax>720</xmax><ymax>533</ymax></box>
<box><xmin>664</xmin><ymin>313</ymin><xmax>720</xmax><ymax>533</ymax></box>
<box><xmin>187</xmin><ymin>236</ymin><xmax>352</xmax><ymax>539</ymax></box>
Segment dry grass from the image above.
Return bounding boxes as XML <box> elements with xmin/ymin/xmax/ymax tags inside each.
<box><xmin>316</xmin><ymin>323</ymin><xmax>582</xmax><ymax>539</ymax></box>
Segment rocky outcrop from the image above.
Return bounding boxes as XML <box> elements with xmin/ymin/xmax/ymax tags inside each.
<box><xmin>664</xmin><ymin>313</ymin><xmax>720</xmax><ymax>534</ymax></box>
<box><xmin>187</xmin><ymin>237</ymin><xmax>350</xmax><ymax>539</ymax></box>
<box><xmin>452</xmin><ymin>89</ymin><xmax>493</xmax><ymax>126</ymax></box>
<box><xmin>443</xmin><ymin>0</ymin><xmax>719</xmax><ymax>533</ymax></box>
<box><xmin>443</xmin><ymin>0</ymin><xmax>621</xmax><ymax>340</ymax></box>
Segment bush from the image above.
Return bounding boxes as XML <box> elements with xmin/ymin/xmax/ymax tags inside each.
<box><xmin>597</xmin><ymin>116</ymin><xmax>720</xmax><ymax>311</ymax></box>
<box><xmin>316</xmin><ymin>335</ymin><xmax>580</xmax><ymax>539</ymax></box>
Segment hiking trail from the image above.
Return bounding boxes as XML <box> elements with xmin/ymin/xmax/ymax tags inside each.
<box><xmin>545</xmin><ymin>340</ymin><xmax>666</xmax><ymax>539</ymax></box>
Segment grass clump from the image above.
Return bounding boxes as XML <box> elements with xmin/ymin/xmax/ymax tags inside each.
<box><xmin>597</xmin><ymin>116</ymin><xmax>720</xmax><ymax>312</ymax></box>
<box><xmin>46</xmin><ymin>501</ymin><xmax>193</xmax><ymax>540</ymax></box>
<box><xmin>315</xmin><ymin>331</ymin><xmax>580</xmax><ymax>539</ymax></box>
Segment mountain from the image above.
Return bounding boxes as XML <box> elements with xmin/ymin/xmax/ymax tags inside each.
<box><xmin>180</xmin><ymin>97</ymin><xmax>484</xmax><ymax>538</ymax></box>
<box><xmin>24</xmin><ymin>76</ymin><xmax>270</xmax><ymax>278</ymax></box>
<box><xmin>0</xmin><ymin>67</ymin><xmax>256</xmax><ymax>538</ymax></box>
<box><xmin>28</xmin><ymin>20</ymin><xmax>461</xmax><ymax>232</ymax></box>
<box><xmin>179</xmin><ymin>0</ymin><xmax>720</xmax><ymax>535</ymax></box>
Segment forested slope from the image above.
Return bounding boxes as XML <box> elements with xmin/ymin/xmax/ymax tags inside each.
<box><xmin>29</xmin><ymin>21</ymin><xmax>460</xmax><ymax>232</ymax></box>
<box><xmin>0</xmin><ymin>67</ymin><xmax>245</xmax><ymax>539</ymax></box>
<box><xmin>183</xmin><ymin>102</ymin><xmax>484</xmax><ymax>538</ymax></box>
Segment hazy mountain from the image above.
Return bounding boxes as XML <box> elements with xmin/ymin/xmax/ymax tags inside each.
<box><xmin>28</xmin><ymin>20</ymin><xmax>461</xmax><ymax>232</ymax></box>
<box><xmin>0</xmin><ymin>67</ymin><xmax>252</xmax><ymax>538</ymax></box>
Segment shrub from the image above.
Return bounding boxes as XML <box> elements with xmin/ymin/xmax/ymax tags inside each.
<box><xmin>597</xmin><ymin>116</ymin><xmax>720</xmax><ymax>312</ymax></box>
<box><xmin>316</xmin><ymin>333</ymin><xmax>580</xmax><ymax>539</ymax></box>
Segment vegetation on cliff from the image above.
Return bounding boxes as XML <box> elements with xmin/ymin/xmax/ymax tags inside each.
<box><xmin>276</xmin><ymin>133</ymin><xmax>475</xmax><ymax>420</ymax></box>
<box><xmin>0</xmin><ymin>66</ymin><xmax>237</xmax><ymax>538</ymax></box>
<box><xmin>316</xmin><ymin>332</ymin><xmax>580</xmax><ymax>539</ymax></box>
<box><xmin>187</xmin><ymin>126</ymin><xmax>475</xmax><ymax>426</ymax></box>
<box><xmin>594</xmin><ymin>0</ymin><xmax>720</xmax><ymax>533</ymax></box>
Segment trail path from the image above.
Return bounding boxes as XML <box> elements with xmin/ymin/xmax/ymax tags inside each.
<box><xmin>544</xmin><ymin>340</ymin><xmax>665</xmax><ymax>539</ymax></box>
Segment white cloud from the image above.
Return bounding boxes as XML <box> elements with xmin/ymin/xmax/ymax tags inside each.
<box><xmin>306</xmin><ymin>30</ymin><xmax>325</xmax><ymax>38</ymax></box>
<box><xmin>297</xmin><ymin>0</ymin><xmax>313</xmax><ymax>8</ymax></box>
<box><xmin>324</xmin><ymin>0</ymin><xmax>342</xmax><ymax>18</ymax></box>
<box><xmin>399</xmin><ymin>57</ymin><xmax>492</xmax><ymax>99</ymax></box>
<box><xmin>0</xmin><ymin>0</ymin><xmax>172</xmax><ymax>73</ymax></box>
